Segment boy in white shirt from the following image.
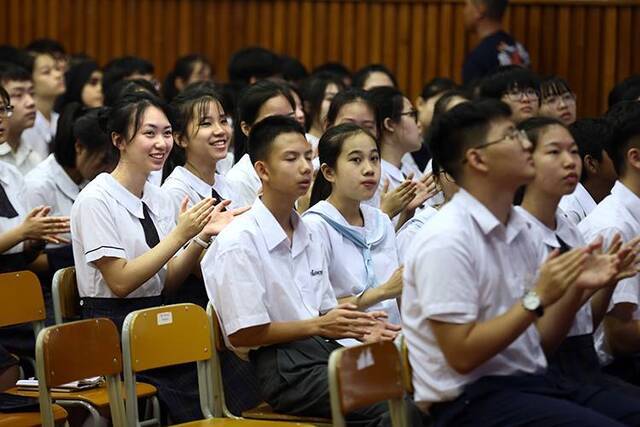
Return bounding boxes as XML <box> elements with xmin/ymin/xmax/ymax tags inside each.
<box><xmin>403</xmin><ymin>99</ymin><xmax>640</xmax><ymax>426</ymax></box>
<box><xmin>203</xmin><ymin>116</ymin><xmax>422</xmax><ymax>425</ymax></box>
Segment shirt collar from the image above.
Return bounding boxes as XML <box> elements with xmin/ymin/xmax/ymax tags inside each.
<box><xmin>517</xmin><ymin>206</ymin><xmax>567</xmax><ymax>249</ymax></box>
<box><xmin>171</xmin><ymin>166</ymin><xmax>213</xmax><ymax>200</ymax></box>
<box><xmin>612</xmin><ymin>180</ymin><xmax>640</xmax><ymax>224</ymax></box>
<box><xmin>0</xmin><ymin>162</ymin><xmax>16</xmax><ymax>187</ymax></box>
<box><xmin>573</xmin><ymin>183</ymin><xmax>597</xmax><ymax>215</ymax></box>
<box><xmin>0</xmin><ymin>140</ymin><xmax>33</xmax><ymax>166</ymax></box>
<box><xmin>252</xmin><ymin>197</ymin><xmax>310</xmax><ymax>256</ymax></box>
<box><xmin>100</xmin><ymin>173</ymin><xmax>160</xmax><ymax>219</ymax></box>
<box><xmin>239</xmin><ymin>154</ymin><xmax>261</xmax><ymax>185</ymax></box>
<box><xmin>48</xmin><ymin>155</ymin><xmax>81</xmax><ymax>201</ymax></box>
<box><xmin>381</xmin><ymin>159</ymin><xmax>405</xmax><ymax>184</ymax></box>
<box><xmin>305</xmin><ymin>200</ymin><xmax>385</xmax><ymax>241</ymax></box>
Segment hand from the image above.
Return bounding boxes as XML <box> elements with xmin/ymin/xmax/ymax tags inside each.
<box><xmin>200</xmin><ymin>201</ymin><xmax>251</xmax><ymax>238</ymax></box>
<box><xmin>362</xmin><ymin>318</ymin><xmax>401</xmax><ymax>343</ymax></box>
<box><xmin>379</xmin><ymin>266</ymin><xmax>403</xmax><ymax>299</ymax></box>
<box><xmin>406</xmin><ymin>173</ymin><xmax>439</xmax><ymax>212</ymax></box>
<box><xmin>18</xmin><ymin>206</ymin><xmax>70</xmax><ymax>244</ymax></box>
<box><xmin>533</xmin><ymin>248</ymin><xmax>587</xmax><ymax>307</ymax></box>
<box><xmin>607</xmin><ymin>234</ymin><xmax>640</xmax><ymax>281</ymax></box>
<box><xmin>316</xmin><ymin>303</ymin><xmax>379</xmax><ymax>340</ymax></box>
<box><xmin>380</xmin><ymin>179</ymin><xmax>416</xmax><ymax>218</ymax></box>
<box><xmin>175</xmin><ymin>197</ymin><xmax>215</xmax><ymax>241</ymax></box>
<box><xmin>573</xmin><ymin>236</ymin><xmax>620</xmax><ymax>290</ymax></box>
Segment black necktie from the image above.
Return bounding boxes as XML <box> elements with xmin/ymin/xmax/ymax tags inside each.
<box><xmin>139</xmin><ymin>202</ymin><xmax>160</xmax><ymax>248</ymax></box>
<box><xmin>556</xmin><ymin>235</ymin><xmax>572</xmax><ymax>254</ymax></box>
<box><xmin>211</xmin><ymin>188</ymin><xmax>227</xmax><ymax>211</ymax></box>
<box><xmin>0</xmin><ymin>185</ymin><xmax>18</xmax><ymax>218</ymax></box>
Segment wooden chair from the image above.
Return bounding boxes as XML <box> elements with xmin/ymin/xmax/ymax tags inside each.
<box><xmin>51</xmin><ymin>267</ymin><xmax>81</xmax><ymax>325</ymax></box>
<box><xmin>328</xmin><ymin>341</ymin><xmax>408</xmax><ymax>427</ymax></box>
<box><xmin>397</xmin><ymin>335</ymin><xmax>414</xmax><ymax>395</ymax></box>
<box><xmin>122</xmin><ymin>303</ymin><xmax>313</xmax><ymax>427</ymax></box>
<box><xmin>0</xmin><ymin>404</ymin><xmax>67</xmax><ymax>427</ymax></box>
<box><xmin>35</xmin><ymin>318</ymin><xmax>126</xmax><ymax>427</ymax></box>
<box><xmin>206</xmin><ymin>303</ymin><xmax>332</xmax><ymax>426</ymax></box>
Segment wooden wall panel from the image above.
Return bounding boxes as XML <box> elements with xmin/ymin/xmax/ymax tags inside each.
<box><xmin>1</xmin><ymin>0</ymin><xmax>639</xmax><ymax>117</ymax></box>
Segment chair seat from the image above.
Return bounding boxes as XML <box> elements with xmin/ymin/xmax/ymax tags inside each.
<box><xmin>0</xmin><ymin>403</ymin><xmax>67</xmax><ymax>426</ymax></box>
<box><xmin>242</xmin><ymin>402</ymin><xmax>332</xmax><ymax>425</ymax></box>
<box><xmin>176</xmin><ymin>418</ymin><xmax>315</xmax><ymax>426</ymax></box>
<box><xmin>7</xmin><ymin>382</ymin><xmax>156</xmax><ymax>407</ymax></box>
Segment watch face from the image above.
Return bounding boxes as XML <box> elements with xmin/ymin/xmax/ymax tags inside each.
<box><xmin>523</xmin><ymin>292</ymin><xmax>540</xmax><ymax>310</ymax></box>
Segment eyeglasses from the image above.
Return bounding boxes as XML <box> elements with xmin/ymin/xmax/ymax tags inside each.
<box><xmin>0</xmin><ymin>105</ymin><xmax>14</xmax><ymax>117</ymax></box>
<box><xmin>542</xmin><ymin>92</ymin><xmax>576</xmax><ymax>106</ymax></box>
<box><xmin>400</xmin><ymin>110</ymin><xmax>418</xmax><ymax>123</ymax></box>
<box><xmin>504</xmin><ymin>88</ymin><xmax>539</xmax><ymax>102</ymax></box>
<box><xmin>462</xmin><ymin>128</ymin><xmax>530</xmax><ymax>163</ymax></box>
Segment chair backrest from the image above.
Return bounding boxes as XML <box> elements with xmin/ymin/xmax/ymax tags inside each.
<box><xmin>52</xmin><ymin>267</ymin><xmax>81</xmax><ymax>324</ymax></box>
<box><xmin>0</xmin><ymin>270</ymin><xmax>45</xmax><ymax>329</ymax></box>
<box><xmin>328</xmin><ymin>341</ymin><xmax>407</xmax><ymax>427</ymax></box>
<box><xmin>206</xmin><ymin>302</ymin><xmax>230</xmax><ymax>417</ymax></box>
<box><xmin>122</xmin><ymin>303</ymin><xmax>214</xmax><ymax>425</ymax></box>
<box><xmin>35</xmin><ymin>318</ymin><xmax>126</xmax><ymax>427</ymax></box>
<box><xmin>399</xmin><ymin>335</ymin><xmax>414</xmax><ymax>394</ymax></box>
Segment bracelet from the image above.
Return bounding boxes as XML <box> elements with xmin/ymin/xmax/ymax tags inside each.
<box><xmin>192</xmin><ymin>235</ymin><xmax>212</xmax><ymax>249</ymax></box>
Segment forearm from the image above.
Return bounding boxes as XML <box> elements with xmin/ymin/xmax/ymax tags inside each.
<box><xmin>0</xmin><ymin>227</ymin><xmax>24</xmax><ymax>254</ymax></box>
<box><xmin>229</xmin><ymin>319</ymin><xmax>319</xmax><ymax>348</ymax></box>
<box><xmin>590</xmin><ymin>286</ymin><xmax>616</xmax><ymax>329</ymax></box>
<box><xmin>604</xmin><ymin>316</ymin><xmax>640</xmax><ymax>356</ymax></box>
<box><xmin>536</xmin><ymin>286</ymin><xmax>585</xmax><ymax>355</ymax></box>
<box><xmin>337</xmin><ymin>286</ymin><xmax>393</xmax><ymax>311</ymax></box>
<box><xmin>164</xmin><ymin>239</ymin><xmax>206</xmax><ymax>291</ymax></box>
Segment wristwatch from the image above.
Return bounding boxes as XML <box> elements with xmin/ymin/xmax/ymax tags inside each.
<box><xmin>193</xmin><ymin>235</ymin><xmax>212</xmax><ymax>249</ymax></box>
<box><xmin>522</xmin><ymin>290</ymin><xmax>544</xmax><ymax>317</ymax></box>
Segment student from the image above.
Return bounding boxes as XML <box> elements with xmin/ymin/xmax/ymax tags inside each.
<box><xmin>539</xmin><ymin>76</ymin><xmax>578</xmax><ymax>126</ymax></box>
<box><xmin>227</xmin><ymin>46</ymin><xmax>282</xmax><ymax>101</ymax></box>
<box><xmin>22</xmin><ymin>48</ymin><xmax>65</xmax><ymax>158</ymax></box>
<box><xmin>25</xmin><ymin>103</ymin><xmax>114</xmax><ymax>272</ymax></box>
<box><xmin>462</xmin><ymin>0</ymin><xmax>530</xmax><ymax>85</ymax></box>
<box><xmin>281</xmin><ymin>54</ymin><xmax>308</xmax><ymax>86</ymax></box>
<box><xmin>102</xmin><ymin>56</ymin><xmax>157</xmax><ymax>101</ymax></box>
<box><xmin>304</xmin><ymin>123</ymin><xmax>402</xmax><ymax>325</ymax></box>
<box><xmin>608</xmin><ymin>75</ymin><xmax>640</xmax><ymax>108</ymax></box>
<box><xmin>285</xmin><ymin>82</ymin><xmax>307</xmax><ymax>129</ymax></box>
<box><xmin>312</xmin><ymin>62</ymin><xmax>352</xmax><ymax>87</ymax></box>
<box><xmin>203</xmin><ymin>115</ymin><xmax>419</xmax><ymax>424</ymax></box>
<box><xmin>403</xmin><ymin>99</ymin><xmax>639</xmax><ymax>426</ymax></box>
<box><xmin>162</xmin><ymin>54</ymin><xmax>212</xmax><ymax>102</ymax></box>
<box><xmin>578</xmin><ymin>102</ymin><xmax>640</xmax><ymax>386</ymax></box>
<box><xmin>352</xmin><ymin>64</ymin><xmax>397</xmax><ymax>90</ymax></box>
<box><xmin>226</xmin><ymin>80</ymin><xmax>295</xmax><ymax>207</ymax></box>
<box><xmin>517</xmin><ymin>117</ymin><xmax>640</xmax><ymax>392</ymax></box>
<box><xmin>70</xmin><ymin>91</ymin><xmax>241</xmax><ymax>422</ymax></box>
<box><xmin>559</xmin><ymin>118</ymin><xmax>617</xmax><ymax>224</ymax></box>
<box><xmin>55</xmin><ymin>60</ymin><xmax>103</xmax><ymax>111</ymax></box>
<box><xmin>0</xmin><ymin>62</ymin><xmax>42</xmax><ymax>174</ymax></box>
<box><xmin>25</xmin><ymin>38</ymin><xmax>68</xmax><ymax>72</ymax></box>
<box><xmin>480</xmin><ymin>65</ymin><xmax>541</xmax><ymax>124</ymax></box>
<box><xmin>300</xmin><ymin>72</ymin><xmax>345</xmax><ymax>147</ymax></box>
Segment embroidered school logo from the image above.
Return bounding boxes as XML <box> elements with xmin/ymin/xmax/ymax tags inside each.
<box><xmin>310</xmin><ymin>269</ymin><xmax>323</xmax><ymax>276</ymax></box>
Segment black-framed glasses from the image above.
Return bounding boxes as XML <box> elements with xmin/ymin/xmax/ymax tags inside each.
<box><xmin>0</xmin><ymin>105</ymin><xmax>13</xmax><ymax>117</ymax></box>
<box><xmin>504</xmin><ymin>88</ymin><xmax>539</xmax><ymax>102</ymax></box>
<box><xmin>400</xmin><ymin>110</ymin><xmax>418</xmax><ymax>123</ymax></box>
<box><xmin>462</xmin><ymin>128</ymin><xmax>530</xmax><ymax>163</ymax></box>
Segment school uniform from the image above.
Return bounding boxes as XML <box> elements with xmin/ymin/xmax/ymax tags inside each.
<box><xmin>579</xmin><ymin>180</ymin><xmax>640</xmax><ymax>378</ymax></box>
<box><xmin>202</xmin><ymin>197</ymin><xmax>417</xmax><ymax>425</ymax></box>
<box><xmin>224</xmin><ymin>153</ymin><xmax>260</xmax><ymax>208</ymax></box>
<box><xmin>403</xmin><ymin>189</ymin><xmax>640</xmax><ymax>426</ymax></box>
<box><xmin>0</xmin><ymin>140</ymin><xmax>43</xmax><ymax>175</ymax></box>
<box><xmin>559</xmin><ymin>183</ymin><xmax>598</xmax><ymax>225</ymax></box>
<box><xmin>216</xmin><ymin>152</ymin><xmax>234</xmax><ymax>176</ymax></box>
<box><xmin>303</xmin><ymin>200</ymin><xmax>401</xmax><ymax>325</ymax></box>
<box><xmin>71</xmin><ymin>172</ymin><xmax>201</xmax><ymax>423</ymax></box>
<box><xmin>396</xmin><ymin>205</ymin><xmax>438</xmax><ymax>263</ymax></box>
<box><xmin>21</xmin><ymin>111</ymin><xmax>58</xmax><ymax>160</ymax></box>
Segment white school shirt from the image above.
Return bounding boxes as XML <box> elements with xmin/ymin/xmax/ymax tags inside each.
<box><xmin>202</xmin><ymin>197</ymin><xmax>337</xmax><ymax>359</ymax></box>
<box><xmin>579</xmin><ymin>180</ymin><xmax>640</xmax><ymax>364</ymax></box>
<box><xmin>71</xmin><ymin>173</ymin><xmax>177</xmax><ymax>299</ymax></box>
<box><xmin>0</xmin><ymin>161</ymin><xmax>27</xmax><ymax>254</ymax></box>
<box><xmin>0</xmin><ymin>140</ymin><xmax>43</xmax><ymax>175</ymax></box>
<box><xmin>302</xmin><ymin>200</ymin><xmax>401</xmax><ymax>325</ymax></box>
<box><xmin>396</xmin><ymin>205</ymin><xmax>438</xmax><ymax>264</ymax></box>
<box><xmin>516</xmin><ymin>206</ymin><xmax>593</xmax><ymax>336</ymax></box>
<box><xmin>161</xmin><ymin>166</ymin><xmax>237</xmax><ymax>220</ymax></box>
<box><xmin>22</xmin><ymin>111</ymin><xmax>58</xmax><ymax>160</ymax></box>
<box><xmin>224</xmin><ymin>153</ymin><xmax>261</xmax><ymax>208</ymax></box>
<box><xmin>216</xmin><ymin>152</ymin><xmax>235</xmax><ymax>176</ymax></box>
<box><xmin>24</xmin><ymin>154</ymin><xmax>82</xmax><ymax>246</ymax></box>
<box><xmin>422</xmin><ymin>159</ymin><xmax>446</xmax><ymax>208</ymax></box>
<box><xmin>559</xmin><ymin>183</ymin><xmax>598</xmax><ymax>225</ymax></box>
<box><xmin>402</xmin><ymin>189</ymin><xmax>547</xmax><ymax>407</ymax></box>
<box><xmin>147</xmin><ymin>170</ymin><xmax>163</xmax><ymax>186</ymax></box>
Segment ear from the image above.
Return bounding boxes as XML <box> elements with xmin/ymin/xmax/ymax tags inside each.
<box><xmin>174</xmin><ymin>132</ymin><xmax>188</xmax><ymax>148</ymax></box>
<box><xmin>175</xmin><ymin>77</ymin><xmax>186</xmax><ymax>92</ymax></box>
<box><xmin>249</xmin><ymin>76</ymin><xmax>258</xmax><ymax>85</ymax></box>
<box><xmin>241</xmin><ymin>121</ymin><xmax>251</xmax><ymax>137</ymax></box>
<box><xmin>583</xmin><ymin>154</ymin><xmax>598</xmax><ymax>175</ymax></box>
<box><xmin>627</xmin><ymin>147</ymin><xmax>640</xmax><ymax>172</ymax></box>
<box><xmin>465</xmin><ymin>148</ymin><xmax>490</xmax><ymax>174</ymax></box>
<box><xmin>320</xmin><ymin>163</ymin><xmax>337</xmax><ymax>184</ymax></box>
<box><xmin>254</xmin><ymin>159</ymin><xmax>269</xmax><ymax>184</ymax></box>
<box><xmin>111</xmin><ymin>132</ymin><xmax>126</xmax><ymax>151</ymax></box>
<box><xmin>74</xmin><ymin>140</ymin><xmax>84</xmax><ymax>156</ymax></box>
<box><xmin>383</xmin><ymin>117</ymin><xmax>395</xmax><ymax>134</ymax></box>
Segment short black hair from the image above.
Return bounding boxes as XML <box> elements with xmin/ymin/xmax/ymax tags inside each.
<box><xmin>479</xmin><ymin>65</ymin><xmax>540</xmax><ymax>99</ymax></box>
<box><xmin>432</xmin><ymin>89</ymin><xmax>470</xmax><ymax>123</ymax></box>
<box><xmin>312</xmin><ymin>62</ymin><xmax>352</xmax><ymax>82</ymax></box>
<box><xmin>569</xmin><ymin>118</ymin><xmax>613</xmax><ymax>181</ymax></box>
<box><xmin>300</xmin><ymin>71</ymin><xmax>345</xmax><ymax>128</ymax></box>
<box><xmin>162</xmin><ymin>54</ymin><xmax>211</xmax><ymax>102</ymax></box>
<box><xmin>518</xmin><ymin>116</ymin><xmax>566</xmax><ymax>151</ymax></box>
<box><xmin>420</xmin><ymin>77</ymin><xmax>458</xmax><ymax>100</ymax></box>
<box><xmin>540</xmin><ymin>75</ymin><xmax>573</xmax><ymax>100</ymax></box>
<box><xmin>247</xmin><ymin>115</ymin><xmax>305</xmax><ymax>164</ymax></box>
<box><xmin>280</xmin><ymin>55</ymin><xmax>308</xmax><ymax>83</ymax></box>
<box><xmin>474</xmin><ymin>0</ymin><xmax>509</xmax><ymax>21</ymax></box>
<box><xmin>104</xmin><ymin>78</ymin><xmax>158</xmax><ymax>107</ymax></box>
<box><xmin>227</xmin><ymin>47</ymin><xmax>281</xmax><ymax>85</ymax></box>
<box><xmin>55</xmin><ymin>60</ymin><xmax>99</xmax><ymax>112</ymax></box>
<box><xmin>367</xmin><ymin>86</ymin><xmax>405</xmax><ymax>132</ymax></box>
<box><xmin>608</xmin><ymin>75</ymin><xmax>640</xmax><ymax>108</ymax></box>
<box><xmin>0</xmin><ymin>45</ymin><xmax>34</xmax><ymax>73</ymax></box>
<box><xmin>427</xmin><ymin>98</ymin><xmax>512</xmax><ymax>181</ymax></box>
<box><xmin>605</xmin><ymin>101</ymin><xmax>640</xmax><ymax>176</ymax></box>
<box><xmin>102</xmin><ymin>56</ymin><xmax>155</xmax><ymax>97</ymax></box>
<box><xmin>352</xmin><ymin>64</ymin><xmax>397</xmax><ymax>89</ymax></box>
<box><xmin>0</xmin><ymin>85</ymin><xmax>9</xmax><ymax>105</ymax></box>
<box><xmin>0</xmin><ymin>61</ymin><xmax>32</xmax><ymax>86</ymax></box>
<box><xmin>25</xmin><ymin>38</ymin><xmax>66</xmax><ymax>56</ymax></box>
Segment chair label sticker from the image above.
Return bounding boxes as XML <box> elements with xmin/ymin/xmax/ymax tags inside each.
<box><xmin>157</xmin><ymin>312</ymin><xmax>173</xmax><ymax>325</ymax></box>
<box><xmin>357</xmin><ymin>347</ymin><xmax>375</xmax><ymax>370</ymax></box>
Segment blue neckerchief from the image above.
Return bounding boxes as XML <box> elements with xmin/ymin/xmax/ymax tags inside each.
<box><xmin>308</xmin><ymin>209</ymin><xmax>385</xmax><ymax>296</ymax></box>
